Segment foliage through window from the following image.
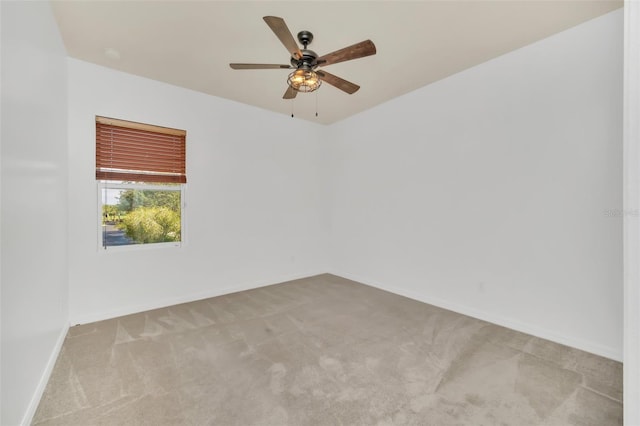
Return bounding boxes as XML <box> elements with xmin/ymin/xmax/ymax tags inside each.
<box><xmin>96</xmin><ymin>117</ymin><xmax>186</xmax><ymax>249</ymax></box>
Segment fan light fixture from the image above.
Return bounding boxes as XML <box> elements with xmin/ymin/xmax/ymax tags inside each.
<box><xmin>287</xmin><ymin>68</ymin><xmax>321</xmax><ymax>93</ymax></box>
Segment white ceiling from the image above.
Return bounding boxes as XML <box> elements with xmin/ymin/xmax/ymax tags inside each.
<box><xmin>51</xmin><ymin>0</ymin><xmax>621</xmax><ymax>125</ymax></box>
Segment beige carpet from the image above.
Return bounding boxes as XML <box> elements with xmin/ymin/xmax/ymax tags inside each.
<box><xmin>33</xmin><ymin>274</ymin><xmax>622</xmax><ymax>425</ymax></box>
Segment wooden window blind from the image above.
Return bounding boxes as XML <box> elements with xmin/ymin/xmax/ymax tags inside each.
<box><xmin>96</xmin><ymin>116</ymin><xmax>186</xmax><ymax>184</ymax></box>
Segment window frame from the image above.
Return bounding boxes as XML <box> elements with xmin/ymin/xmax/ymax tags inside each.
<box><xmin>97</xmin><ymin>181</ymin><xmax>186</xmax><ymax>252</ymax></box>
<box><xmin>95</xmin><ymin>116</ymin><xmax>187</xmax><ymax>252</ymax></box>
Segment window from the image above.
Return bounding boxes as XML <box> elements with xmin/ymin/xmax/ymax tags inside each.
<box><xmin>96</xmin><ymin>116</ymin><xmax>186</xmax><ymax>250</ymax></box>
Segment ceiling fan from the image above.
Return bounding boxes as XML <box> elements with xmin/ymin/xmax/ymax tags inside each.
<box><xmin>230</xmin><ymin>16</ymin><xmax>376</xmax><ymax>99</ymax></box>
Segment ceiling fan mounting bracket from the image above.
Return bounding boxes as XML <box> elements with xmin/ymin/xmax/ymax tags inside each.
<box><xmin>297</xmin><ymin>30</ymin><xmax>313</xmax><ymax>48</ymax></box>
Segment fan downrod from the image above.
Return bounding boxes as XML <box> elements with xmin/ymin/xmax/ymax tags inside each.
<box><xmin>290</xmin><ymin>31</ymin><xmax>318</xmax><ymax>69</ymax></box>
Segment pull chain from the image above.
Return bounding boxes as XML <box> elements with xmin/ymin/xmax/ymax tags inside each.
<box><xmin>289</xmin><ymin>92</ymin><xmax>319</xmax><ymax>118</ymax></box>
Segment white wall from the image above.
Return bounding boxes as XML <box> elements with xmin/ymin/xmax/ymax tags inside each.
<box><xmin>623</xmin><ymin>0</ymin><xmax>640</xmax><ymax>423</ymax></box>
<box><xmin>67</xmin><ymin>59</ymin><xmax>329</xmax><ymax>324</ymax></box>
<box><xmin>1</xmin><ymin>2</ymin><xmax>69</xmax><ymax>425</ymax></box>
<box><xmin>328</xmin><ymin>10</ymin><xmax>623</xmax><ymax>360</ymax></box>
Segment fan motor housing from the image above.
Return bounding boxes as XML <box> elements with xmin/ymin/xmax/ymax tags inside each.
<box><xmin>291</xmin><ymin>49</ymin><xmax>319</xmax><ymax>69</ymax></box>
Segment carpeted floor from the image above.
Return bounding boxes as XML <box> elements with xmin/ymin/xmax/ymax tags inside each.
<box><xmin>33</xmin><ymin>274</ymin><xmax>622</xmax><ymax>425</ymax></box>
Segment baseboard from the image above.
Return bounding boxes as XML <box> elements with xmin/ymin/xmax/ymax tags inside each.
<box><xmin>330</xmin><ymin>270</ymin><xmax>622</xmax><ymax>362</ymax></box>
<box><xmin>21</xmin><ymin>323</ymin><xmax>69</xmax><ymax>426</ymax></box>
<box><xmin>69</xmin><ymin>270</ymin><xmax>327</xmax><ymax>325</ymax></box>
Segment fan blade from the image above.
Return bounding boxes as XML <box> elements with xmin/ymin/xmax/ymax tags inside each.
<box><xmin>263</xmin><ymin>16</ymin><xmax>303</xmax><ymax>60</ymax></box>
<box><xmin>230</xmin><ymin>63</ymin><xmax>292</xmax><ymax>70</ymax></box>
<box><xmin>316</xmin><ymin>70</ymin><xmax>360</xmax><ymax>94</ymax></box>
<box><xmin>283</xmin><ymin>86</ymin><xmax>298</xmax><ymax>99</ymax></box>
<box><xmin>317</xmin><ymin>40</ymin><xmax>376</xmax><ymax>67</ymax></box>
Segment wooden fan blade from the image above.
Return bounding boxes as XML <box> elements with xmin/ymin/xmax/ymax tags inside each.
<box><xmin>317</xmin><ymin>40</ymin><xmax>376</xmax><ymax>67</ymax></box>
<box><xmin>230</xmin><ymin>63</ymin><xmax>292</xmax><ymax>70</ymax></box>
<box><xmin>283</xmin><ymin>86</ymin><xmax>298</xmax><ymax>99</ymax></box>
<box><xmin>263</xmin><ymin>16</ymin><xmax>303</xmax><ymax>60</ymax></box>
<box><xmin>316</xmin><ymin>70</ymin><xmax>360</xmax><ymax>94</ymax></box>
